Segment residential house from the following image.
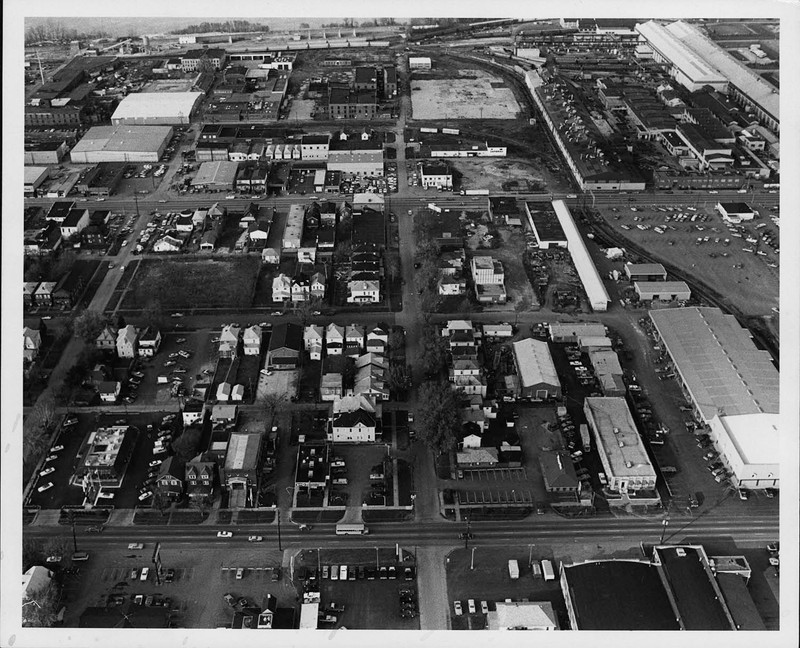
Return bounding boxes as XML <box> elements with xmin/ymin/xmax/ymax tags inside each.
<box><xmin>326</xmin><ymin>323</ymin><xmax>345</xmax><ymax>356</ymax></box>
<box><xmin>219</xmin><ymin>324</ymin><xmax>241</xmax><ymax>358</ymax></box>
<box><xmin>175</xmin><ymin>213</ymin><xmax>195</xmax><ymax>233</ymax></box>
<box><xmin>330</xmin><ymin>409</ymin><xmax>378</xmax><ymax>443</ymax></box>
<box><xmin>291</xmin><ymin>275</ymin><xmax>311</xmax><ymax>302</ymax></box>
<box><xmin>200</xmin><ymin>226</ymin><xmax>219</xmax><ymax>251</ymax></box>
<box><xmin>137</xmin><ymin>327</ymin><xmax>162</xmax><ymax>357</ymax></box>
<box><xmin>456</xmin><ymin>447</ymin><xmax>499</xmax><ymax>468</ymax></box>
<box><xmin>182</xmin><ymin>400</ymin><xmax>205</xmax><ymax>427</ymax></box>
<box><xmin>97</xmin><ymin>380</ymin><xmax>121</xmax><ymax>403</ymax></box>
<box><xmin>95</xmin><ymin>324</ymin><xmax>118</xmax><ymax>351</ymax></box>
<box><xmin>153</xmin><ymin>235</ymin><xmax>183</xmax><ymax>253</ymax></box>
<box><xmin>462</xmin><ymin>433</ymin><xmax>483</xmax><ymax>449</ymax></box>
<box><xmin>192</xmin><ymin>208</ymin><xmax>208</xmax><ymax>230</ymax></box>
<box><xmin>23</xmin><ymin>282</ymin><xmax>39</xmax><ymax>308</ymax></box>
<box><xmin>304</xmin><ymin>325</ymin><xmax>325</xmax><ymax>361</ymax></box>
<box><xmin>34</xmin><ymin>282</ymin><xmax>56</xmax><ymax>308</ymax></box>
<box><xmin>272</xmin><ymin>273</ymin><xmax>291</xmax><ymax>302</ymax></box>
<box><xmin>23</xmin><ymin>327</ymin><xmax>42</xmax><ymax>362</ymax></box>
<box><xmin>116</xmin><ymin>325</ymin><xmax>138</xmax><ymax>358</ymax></box>
<box><xmin>156</xmin><ymin>456</ymin><xmax>185</xmax><ymax>502</ymax></box>
<box><xmin>438</xmin><ymin>273</ymin><xmax>467</xmax><ymax>296</ymax></box>
<box><xmin>185</xmin><ymin>452</ymin><xmax>216</xmax><ymax>502</ymax></box>
<box><xmin>298</xmin><ymin>242</ymin><xmax>317</xmax><ymax>265</ymax></box>
<box><xmin>216</xmin><ymin>382</ymin><xmax>232</xmax><ymax>402</ymax></box>
<box><xmin>261</xmin><ymin>247</ymin><xmax>280</xmax><ymax>265</ymax></box>
<box><xmin>310</xmin><ymin>272</ymin><xmax>326</xmax><ymax>300</ymax></box>
<box><xmin>239</xmin><ymin>202</ymin><xmax>260</xmax><ymax>229</ymax></box>
<box><xmin>347</xmin><ymin>279</ymin><xmax>380</xmax><ymax>304</ymax></box>
<box><xmin>354</xmin><ymin>353</ymin><xmax>389</xmax><ymax>400</ymax></box>
<box><xmin>267</xmin><ymin>323</ymin><xmax>302</xmax><ymax>370</ymax></box>
<box><xmin>320</xmin><ymin>355</ymin><xmax>348</xmax><ymax>402</ymax></box>
<box><xmin>243</xmin><ymin>325</ymin><xmax>262</xmax><ymax>355</ymax></box>
<box><xmin>59</xmin><ymin>208</ymin><xmax>90</xmax><ymax>239</ymax></box>
<box><xmin>366</xmin><ymin>324</ymin><xmax>389</xmax><ymax>354</ymax></box>
<box><xmin>345</xmin><ymin>324</ymin><xmax>366</xmax><ymax>354</ymax></box>
<box><xmin>247</xmin><ymin>216</ymin><xmax>272</xmax><ymax>250</ymax></box>
<box><xmin>231</xmin><ymin>384</ymin><xmax>245</xmax><ymax>401</ymax></box>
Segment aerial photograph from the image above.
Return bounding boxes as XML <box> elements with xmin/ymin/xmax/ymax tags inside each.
<box><xmin>3</xmin><ymin>3</ymin><xmax>796</xmax><ymax>645</ymax></box>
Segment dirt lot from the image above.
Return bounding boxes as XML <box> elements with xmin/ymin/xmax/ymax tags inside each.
<box><xmin>595</xmin><ymin>203</ymin><xmax>779</xmax><ymax>317</ymax></box>
<box><xmin>411</xmin><ymin>71</ymin><xmax>522</xmax><ymax>120</ymax></box>
<box><xmin>452</xmin><ymin>158</ymin><xmax>547</xmax><ymax>193</ymax></box>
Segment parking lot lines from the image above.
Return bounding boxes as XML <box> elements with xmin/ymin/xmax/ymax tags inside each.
<box><xmin>463</xmin><ymin>468</ymin><xmax>527</xmax><ymax>481</ymax></box>
<box><xmin>457</xmin><ymin>489</ymin><xmax>534</xmax><ymax>505</ymax></box>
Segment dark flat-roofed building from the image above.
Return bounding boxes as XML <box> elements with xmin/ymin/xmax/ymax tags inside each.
<box><xmin>524</xmin><ymin>202</ymin><xmax>568</xmax><ymax>249</ymax></box>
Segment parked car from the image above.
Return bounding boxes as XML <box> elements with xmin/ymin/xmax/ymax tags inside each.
<box><xmin>216</xmin><ymin>531</ymin><xmax>233</xmax><ymax>538</ymax></box>
<box><xmin>128</xmin><ymin>543</ymin><xmax>144</xmax><ymax>550</ymax></box>
<box><xmin>453</xmin><ymin>601</ymin><xmax>463</xmax><ymax>616</ymax></box>
<box><xmin>37</xmin><ymin>482</ymin><xmax>54</xmax><ymax>493</ymax></box>
<box><xmin>467</xmin><ymin>599</ymin><xmax>476</xmax><ymax>614</ymax></box>
<box><xmin>247</xmin><ymin>536</ymin><xmax>263</xmax><ymax>543</ymax></box>
<box><xmin>39</xmin><ymin>467</ymin><xmax>55</xmax><ymax>477</ymax></box>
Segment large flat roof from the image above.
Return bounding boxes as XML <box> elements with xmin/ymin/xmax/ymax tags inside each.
<box><xmin>635</xmin><ymin>21</ymin><xmax>727</xmax><ymax>87</ymax></box>
<box><xmin>552</xmin><ymin>200</ymin><xmax>609</xmax><ymax>310</ymax></box>
<box><xmin>655</xmin><ymin>546</ymin><xmax>735</xmax><ymax>630</ymax></box>
<box><xmin>111</xmin><ymin>92</ymin><xmax>203</xmax><ymax>121</ymax></box>
<box><xmin>584</xmin><ymin>397</ymin><xmax>654</xmax><ymax>478</ymax></box>
<box><xmin>715</xmin><ymin>413</ymin><xmax>780</xmax><ymax>467</ymax></box>
<box><xmin>24</xmin><ymin>167</ymin><xmax>49</xmax><ymax>184</ymax></box>
<box><xmin>192</xmin><ymin>161</ymin><xmax>239</xmax><ymax>186</ymax></box>
<box><xmin>512</xmin><ymin>338</ymin><xmax>560</xmax><ymax>389</ymax></box>
<box><xmin>224</xmin><ymin>432</ymin><xmax>261</xmax><ymax>471</ymax></box>
<box><xmin>649</xmin><ymin>307</ymin><xmax>779</xmax><ymax>419</ymax></box>
<box><xmin>664</xmin><ymin>20</ymin><xmax>779</xmax><ymax>122</ymax></box>
<box><xmin>72</xmin><ymin>125</ymin><xmax>172</xmax><ymax>154</ymax></box>
<box><xmin>564</xmin><ymin>560</ymin><xmax>679</xmax><ymax>630</ymax></box>
<box><xmin>525</xmin><ymin>202</ymin><xmax>567</xmax><ymax>242</ymax></box>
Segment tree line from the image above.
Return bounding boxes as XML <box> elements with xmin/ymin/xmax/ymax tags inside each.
<box><xmin>170</xmin><ymin>21</ymin><xmax>270</xmax><ymax>35</ymax></box>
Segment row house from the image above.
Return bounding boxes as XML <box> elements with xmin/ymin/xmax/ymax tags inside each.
<box><xmin>137</xmin><ymin>327</ymin><xmax>162</xmax><ymax>357</ymax></box>
<box><xmin>326</xmin><ymin>323</ymin><xmax>345</xmax><ymax>356</ymax></box>
<box><xmin>243</xmin><ymin>325</ymin><xmax>262</xmax><ymax>355</ymax></box>
<box><xmin>219</xmin><ymin>324</ymin><xmax>241</xmax><ymax>358</ymax></box>
<box><xmin>116</xmin><ymin>325</ymin><xmax>138</xmax><ymax>358</ymax></box>
<box><xmin>320</xmin><ymin>354</ymin><xmax>349</xmax><ymax>402</ymax></box>
<box><xmin>354</xmin><ymin>352</ymin><xmax>389</xmax><ymax>401</ymax></box>
<box><xmin>304</xmin><ymin>324</ymin><xmax>325</xmax><ymax>360</ymax></box>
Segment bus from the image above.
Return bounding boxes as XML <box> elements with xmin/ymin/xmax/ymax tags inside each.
<box><xmin>335</xmin><ymin>523</ymin><xmax>369</xmax><ymax>535</ymax></box>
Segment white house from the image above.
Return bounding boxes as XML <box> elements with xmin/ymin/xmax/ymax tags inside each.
<box><xmin>116</xmin><ymin>325</ymin><xmax>138</xmax><ymax>358</ymax></box>
<box><xmin>304</xmin><ymin>325</ymin><xmax>325</xmax><ymax>360</ymax></box>
<box><xmin>137</xmin><ymin>327</ymin><xmax>162</xmax><ymax>357</ymax></box>
<box><xmin>326</xmin><ymin>323</ymin><xmax>345</xmax><ymax>355</ymax></box>
<box><xmin>219</xmin><ymin>324</ymin><xmax>241</xmax><ymax>358</ymax></box>
<box><xmin>310</xmin><ymin>272</ymin><xmax>326</xmax><ymax>300</ymax></box>
<box><xmin>272</xmin><ymin>273</ymin><xmax>292</xmax><ymax>302</ymax></box>
<box><xmin>262</xmin><ymin>247</ymin><xmax>280</xmax><ymax>265</ymax></box>
<box><xmin>243</xmin><ymin>325</ymin><xmax>262</xmax><ymax>355</ymax></box>
<box><xmin>153</xmin><ymin>235</ymin><xmax>183</xmax><ymax>253</ymax></box>
<box><xmin>346</xmin><ymin>324</ymin><xmax>366</xmax><ymax>351</ymax></box>
<box><xmin>348</xmin><ymin>279</ymin><xmax>380</xmax><ymax>304</ymax></box>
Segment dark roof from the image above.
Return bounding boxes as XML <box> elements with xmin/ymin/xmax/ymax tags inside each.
<box><xmin>717</xmin><ymin>202</ymin><xmax>752</xmax><ymax>214</ymax></box>
<box><xmin>564</xmin><ymin>560</ymin><xmax>680</xmax><ymax>630</ymax></box>
<box><xmin>184</xmin><ymin>48</ymin><xmax>227</xmax><ymax>59</ymax></box>
<box><xmin>268</xmin><ymin>323</ymin><xmax>302</xmax><ymax>353</ymax></box>
<box><xmin>656</xmin><ymin>546</ymin><xmax>734</xmax><ymax>630</ymax></box>
<box><xmin>157</xmin><ymin>456</ymin><xmax>184</xmax><ymax>481</ymax></box>
<box><xmin>488</xmin><ymin>196</ymin><xmax>520</xmax><ymax>216</ymax></box>
<box><xmin>302</xmin><ymin>134</ymin><xmax>330</xmax><ymax>145</ymax></box>
<box><xmin>47</xmin><ymin>201</ymin><xmax>74</xmax><ymax>220</ymax></box>
<box><xmin>354</xmin><ymin>66</ymin><xmax>378</xmax><ymax>84</ymax></box>
<box><xmin>526</xmin><ymin>203</ymin><xmax>567</xmax><ymax>242</ymax></box>
<box><xmin>715</xmin><ymin>573</ymin><xmax>766</xmax><ymax>630</ymax></box>
<box><xmin>333</xmin><ymin>409</ymin><xmax>376</xmax><ymax>428</ymax></box>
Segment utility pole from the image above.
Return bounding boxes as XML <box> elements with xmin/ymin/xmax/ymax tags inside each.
<box><xmin>659</xmin><ymin>518</ymin><xmax>669</xmax><ymax>545</ymax></box>
<box><xmin>464</xmin><ymin>515</ymin><xmax>471</xmax><ymax>550</ymax></box>
<box><xmin>277</xmin><ymin>509</ymin><xmax>283</xmax><ymax>551</ymax></box>
<box><xmin>69</xmin><ymin>510</ymin><xmax>78</xmax><ymax>553</ymax></box>
<box><xmin>470</xmin><ymin>546</ymin><xmax>476</xmax><ymax>570</ymax></box>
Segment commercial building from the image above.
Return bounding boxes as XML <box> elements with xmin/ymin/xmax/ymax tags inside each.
<box><xmin>418</xmin><ymin>161</ymin><xmax>452</xmax><ymax>189</ymax></box>
<box><xmin>487</xmin><ymin>601</ymin><xmax>559</xmax><ymax>630</ymax></box>
<box><xmin>327</xmin><ymin>140</ymin><xmax>384</xmax><ymax>177</ymax></box>
<box><xmin>328</xmin><ymin>87</ymin><xmax>378</xmax><ymax>119</ymax></box>
<box><xmin>222</xmin><ymin>432</ymin><xmax>262</xmax><ymax>509</ymax></box>
<box><xmin>409</xmin><ymin>56</ymin><xmax>432</xmax><ymax>69</ymax></box>
<box><xmin>548</xmin><ymin>322</ymin><xmax>606</xmax><ymax>343</ymax></box>
<box><xmin>24</xmin><ymin>139</ymin><xmax>69</xmax><ymax>165</ymax></box>
<box><xmin>649</xmin><ymin>307</ymin><xmax>779</xmax><ymax>489</ymax></box>
<box><xmin>715</xmin><ymin>202</ymin><xmax>755</xmax><ymax>223</ymax></box>
<box><xmin>470</xmin><ymin>255</ymin><xmax>506</xmax><ymax>304</ymax></box>
<box><xmin>624</xmin><ymin>262</ymin><xmax>667</xmax><ymax>282</ymax></box>
<box><xmin>552</xmin><ymin>200</ymin><xmax>609</xmax><ymax>311</ymax></box>
<box><xmin>70</xmin><ymin>125</ymin><xmax>173</xmax><ymax>164</ymax></box>
<box><xmin>300</xmin><ymin>134</ymin><xmax>330</xmax><ymax>161</ymax></box>
<box><xmin>283</xmin><ymin>204</ymin><xmax>305</xmax><ymax>251</ymax></box>
<box><xmin>584</xmin><ymin>397</ymin><xmax>658</xmax><ymax>496</ymax></box>
<box><xmin>511</xmin><ymin>338</ymin><xmax>561</xmax><ymax>400</ymax></box>
<box><xmin>75</xmin><ymin>425</ymin><xmax>135</xmax><ymax>483</ymax></box>
<box><xmin>24</xmin><ymin>167</ymin><xmax>50</xmax><ymax>196</ymax></box>
<box><xmin>181</xmin><ymin>48</ymin><xmax>228</xmax><ymax>72</ymax></box>
<box><xmin>267</xmin><ymin>323</ymin><xmax>302</xmax><ymax>370</ymax></box>
<box><xmin>75</xmin><ymin>162</ymin><xmax>125</xmax><ymax>196</ymax></box>
<box><xmin>539</xmin><ymin>451</ymin><xmax>580</xmax><ymax>495</ymax></box>
<box><xmin>634</xmin><ymin>281</ymin><xmax>691</xmax><ymax>302</ymax></box>
<box><xmin>191</xmin><ymin>161</ymin><xmax>240</xmax><ymax>191</ymax></box>
<box><xmin>524</xmin><ymin>202</ymin><xmax>568</xmax><ymax>248</ymax></box>
<box><xmin>110</xmin><ymin>92</ymin><xmax>203</xmax><ymax>125</ymax></box>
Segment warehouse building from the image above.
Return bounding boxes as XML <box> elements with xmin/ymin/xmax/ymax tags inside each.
<box><xmin>649</xmin><ymin>307</ymin><xmax>779</xmax><ymax>490</ymax></box>
<box><xmin>110</xmin><ymin>92</ymin><xmax>203</xmax><ymax>125</ymax></box>
<box><xmin>24</xmin><ymin>140</ymin><xmax>69</xmax><ymax>165</ymax></box>
<box><xmin>583</xmin><ymin>397</ymin><xmax>658</xmax><ymax>501</ymax></box>
<box><xmin>283</xmin><ymin>204</ymin><xmax>305</xmax><ymax>252</ymax></box>
<box><xmin>327</xmin><ymin>146</ymin><xmax>384</xmax><ymax>177</ymax></box>
<box><xmin>634</xmin><ymin>281</ymin><xmax>691</xmax><ymax>302</ymax></box>
<box><xmin>409</xmin><ymin>56</ymin><xmax>432</xmax><ymax>69</ymax></box>
<box><xmin>552</xmin><ymin>200</ymin><xmax>609</xmax><ymax>311</ymax></box>
<box><xmin>524</xmin><ymin>202</ymin><xmax>568</xmax><ymax>249</ymax></box>
<box><xmin>511</xmin><ymin>338</ymin><xmax>561</xmax><ymax>400</ymax></box>
<box><xmin>548</xmin><ymin>322</ymin><xmax>606</xmax><ymax>343</ymax></box>
<box><xmin>715</xmin><ymin>202</ymin><xmax>755</xmax><ymax>223</ymax></box>
<box><xmin>70</xmin><ymin>125</ymin><xmax>173</xmax><ymax>164</ymax></box>
<box><xmin>191</xmin><ymin>161</ymin><xmax>240</xmax><ymax>191</ymax></box>
<box><xmin>24</xmin><ymin>167</ymin><xmax>50</xmax><ymax>196</ymax></box>
<box><xmin>624</xmin><ymin>262</ymin><xmax>667</xmax><ymax>282</ymax></box>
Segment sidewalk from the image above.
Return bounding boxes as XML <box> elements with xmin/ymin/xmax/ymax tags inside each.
<box><xmin>416</xmin><ymin>545</ymin><xmax>451</xmax><ymax>630</ymax></box>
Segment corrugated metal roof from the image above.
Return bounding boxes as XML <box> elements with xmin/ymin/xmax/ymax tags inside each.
<box><xmin>512</xmin><ymin>338</ymin><xmax>560</xmax><ymax>389</ymax></box>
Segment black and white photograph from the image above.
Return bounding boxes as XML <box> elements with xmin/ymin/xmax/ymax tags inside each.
<box><xmin>2</xmin><ymin>0</ymin><xmax>797</xmax><ymax>646</ymax></box>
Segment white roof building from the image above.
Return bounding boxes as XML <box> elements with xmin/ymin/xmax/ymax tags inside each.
<box><xmin>552</xmin><ymin>200</ymin><xmax>609</xmax><ymax>311</ymax></box>
<box><xmin>487</xmin><ymin>601</ymin><xmax>559</xmax><ymax>631</ymax></box>
<box><xmin>511</xmin><ymin>338</ymin><xmax>561</xmax><ymax>399</ymax></box>
<box><xmin>111</xmin><ymin>91</ymin><xmax>203</xmax><ymax>125</ymax></box>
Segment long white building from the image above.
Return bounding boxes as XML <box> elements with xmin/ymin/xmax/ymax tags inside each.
<box><xmin>649</xmin><ymin>307</ymin><xmax>779</xmax><ymax>490</ymax></box>
<box><xmin>551</xmin><ymin>200</ymin><xmax>609</xmax><ymax>311</ymax></box>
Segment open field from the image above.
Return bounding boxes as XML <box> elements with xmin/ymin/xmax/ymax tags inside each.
<box><xmin>452</xmin><ymin>158</ymin><xmax>547</xmax><ymax>193</ymax></box>
<box><xmin>121</xmin><ymin>257</ymin><xmax>261</xmax><ymax>310</ymax></box>
<box><xmin>411</xmin><ymin>70</ymin><xmax>521</xmax><ymax>120</ymax></box>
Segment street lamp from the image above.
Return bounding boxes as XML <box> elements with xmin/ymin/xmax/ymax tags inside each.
<box><xmin>659</xmin><ymin>518</ymin><xmax>669</xmax><ymax>545</ymax></box>
<box><xmin>470</xmin><ymin>546</ymin><xmax>476</xmax><ymax>570</ymax></box>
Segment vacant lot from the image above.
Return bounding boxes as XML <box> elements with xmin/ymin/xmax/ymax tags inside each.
<box><xmin>122</xmin><ymin>257</ymin><xmax>260</xmax><ymax>310</ymax></box>
<box><xmin>411</xmin><ymin>70</ymin><xmax>521</xmax><ymax>120</ymax></box>
<box><xmin>453</xmin><ymin>158</ymin><xmax>548</xmax><ymax>193</ymax></box>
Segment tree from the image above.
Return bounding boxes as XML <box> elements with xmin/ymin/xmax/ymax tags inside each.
<box><xmin>387</xmin><ymin>364</ymin><xmax>412</xmax><ymax>393</ymax></box>
<box><xmin>73</xmin><ymin>310</ymin><xmax>108</xmax><ymax>344</ymax></box>
<box><xmin>299</xmin><ymin>22</ymin><xmax>310</xmax><ymax>28</ymax></box>
<box><xmin>419</xmin><ymin>327</ymin><xmax>448</xmax><ymax>377</ymax></box>
<box><xmin>416</xmin><ymin>380</ymin><xmax>460</xmax><ymax>456</ymax></box>
<box><xmin>295</xmin><ymin>296</ymin><xmax>323</xmax><ymax>328</ymax></box>
<box><xmin>387</xmin><ymin>329</ymin><xmax>405</xmax><ymax>356</ymax></box>
<box><xmin>172</xmin><ymin>427</ymin><xmax>202</xmax><ymax>464</ymax></box>
<box><xmin>384</xmin><ymin>251</ymin><xmax>401</xmax><ymax>281</ymax></box>
<box><xmin>30</xmin><ymin>393</ymin><xmax>58</xmax><ymax>433</ymax></box>
<box><xmin>263</xmin><ymin>393</ymin><xmax>287</xmax><ymax>425</ymax></box>
<box><xmin>22</xmin><ymin>581</ymin><xmax>61</xmax><ymax>627</ymax></box>
<box><xmin>190</xmin><ymin>494</ymin><xmax>212</xmax><ymax>520</ymax></box>
<box><xmin>333</xmin><ymin>240</ymin><xmax>353</xmax><ymax>264</ymax></box>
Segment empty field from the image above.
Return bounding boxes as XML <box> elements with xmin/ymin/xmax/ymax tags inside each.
<box><xmin>121</xmin><ymin>257</ymin><xmax>260</xmax><ymax>310</ymax></box>
<box><xmin>411</xmin><ymin>71</ymin><xmax>521</xmax><ymax>120</ymax></box>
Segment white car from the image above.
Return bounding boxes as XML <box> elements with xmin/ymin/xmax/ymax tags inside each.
<box><xmin>51</xmin><ymin>445</ymin><xmax>64</xmax><ymax>452</ymax></box>
<box><xmin>480</xmin><ymin>600</ymin><xmax>489</xmax><ymax>614</ymax></box>
<box><xmin>128</xmin><ymin>543</ymin><xmax>145</xmax><ymax>550</ymax></box>
<box><xmin>217</xmin><ymin>531</ymin><xmax>233</xmax><ymax>538</ymax></box>
<box><xmin>44</xmin><ymin>454</ymin><xmax>58</xmax><ymax>463</ymax></box>
<box><xmin>149</xmin><ymin>459</ymin><xmax>163</xmax><ymax>468</ymax></box>
<box><xmin>97</xmin><ymin>491</ymin><xmax>115</xmax><ymax>499</ymax></box>
<box><xmin>39</xmin><ymin>467</ymin><xmax>55</xmax><ymax>477</ymax></box>
<box><xmin>140</xmin><ymin>567</ymin><xmax>150</xmax><ymax>581</ymax></box>
<box><xmin>138</xmin><ymin>491</ymin><xmax>153</xmax><ymax>501</ymax></box>
<box><xmin>467</xmin><ymin>599</ymin><xmax>476</xmax><ymax>614</ymax></box>
<box><xmin>247</xmin><ymin>536</ymin><xmax>263</xmax><ymax>543</ymax></box>
<box><xmin>37</xmin><ymin>482</ymin><xmax>54</xmax><ymax>493</ymax></box>
<box><xmin>260</xmin><ymin>369</ymin><xmax>273</xmax><ymax>376</ymax></box>
<box><xmin>453</xmin><ymin>601</ymin><xmax>463</xmax><ymax>616</ymax></box>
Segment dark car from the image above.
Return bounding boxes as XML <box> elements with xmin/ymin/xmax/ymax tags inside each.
<box><xmin>164</xmin><ymin>568</ymin><xmax>175</xmax><ymax>583</ymax></box>
<box><xmin>357</xmin><ymin>566</ymin><xmax>365</xmax><ymax>580</ymax></box>
<box><xmin>366</xmin><ymin>567</ymin><xmax>377</xmax><ymax>580</ymax></box>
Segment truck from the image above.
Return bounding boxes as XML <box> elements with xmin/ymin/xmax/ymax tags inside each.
<box><xmin>441</xmin><ymin>127</ymin><xmax>460</xmax><ymax>135</ymax></box>
<box><xmin>580</xmin><ymin>424</ymin><xmax>591</xmax><ymax>452</ymax></box>
<box><xmin>541</xmin><ymin>560</ymin><xmax>555</xmax><ymax>581</ymax></box>
<box><xmin>460</xmin><ymin>188</ymin><xmax>490</xmax><ymax>196</ymax></box>
<box><xmin>335</xmin><ymin>523</ymin><xmax>369</xmax><ymax>535</ymax></box>
<box><xmin>420</xmin><ymin>127</ymin><xmax>438</xmax><ymax>134</ymax></box>
<box><xmin>508</xmin><ymin>559</ymin><xmax>519</xmax><ymax>580</ymax></box>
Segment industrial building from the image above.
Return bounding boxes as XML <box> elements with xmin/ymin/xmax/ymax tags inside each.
<box><xmin>548</xmin><ymin>322</ymin><xmax>606</xmax><ymax>343</ymax></box>
<box><xmin>408</xmin><ymin>56</ymin><xmax>432</xmax><ymax>69</ymax></box>
<box><xmin>191</xmin><ymin>161</ymin><xmax>240</xmax><ymax>191</ymax></box>
<box><xmin>715</xmin><ymin>202</ymin><xmax>755</xmax><ymax>223</ymax></box>
<box><xmin>551</xmin><ymin>200</ymin><xmax>609</xmax><ymax>311</ymax></box>
<box><xmin>583</xmin><ymin>397</ymin><xmax>658</xmax><ymax>498</ymax></box>
<box><xmin>24</xmin><ymin>140</ymin><xmax>69</xmax><ymax>165</ymax></box>
<box><xmin>327</xmin><ymin>145</ymin><xmax>384</xmax><ymax>177</ymax></box>
<box><xmin>24</xmin><ymin>167</ymin><xmax>50</xmax><ymax>195</ymax></box>
<box><xmin>221</xmin><ymin>432</ymin><xmax>262</xmax><ymax>509</ymax></box>
<box><xmin>110</xmin><ymin>92</ymin><xmax>203</xmax><ymax>125</ymax></box>
<box><xmin>524</xmin><ymin>202</ymin><xmax>568</xmax><ymax>249</ymax></box>
<box><xmin>419</xmin><ymin>161</ymin><xmax>453</xmax><ymax>189</ymax></box>
<box><xmin>70</xmin><ymin>125</ymin><xmax>173</xmax><ymax>164</ymax></box>
<box><xmin>624</xmin><ymin>262</ymin><xmax>667</xmax><ymax>282</ymax></box>
<box><xmin>511</xmin><ymin>338</ymin><xmax>562</xmax><ymax>400</ymax></box>
<box><xmin>649</xmin><ymin>307</ymin><xmax>779</xmax><ymax>490</ymax></box>
<box><xmin>634</xmin><ymin>281</ymin><xmax>691</xmax><ymax>302</ymax></box>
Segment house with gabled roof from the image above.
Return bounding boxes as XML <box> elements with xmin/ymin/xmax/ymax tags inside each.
<box><xmin>23</xmin><ymin>327</ymin><xmax>42</xmax><ymax>362</ymax></box>
<box><xmin>291</xmin><ymin>274</ymin><xmax>311</xmax><ymax>302</ymax></box>
<box><xmin>310</xmin><ymin>272</ymin><xmax>326</xmax><ymax>300</ymax></box>
<box><xmin>320</xmin><ymin>355</ymin><xmax>349</xmax><ymax>402</ymax></box>
<box><xmin>116</xmin><ymin>324</ymin><xmax>138</xmax><ymax>358</ymax></box>
<box><xmin>304</xmin><ymin>325</ymin><xmax>325</xmax><ymax>360</ymax></box>
<box><xmin>186</xmin><ymin>452</ymin><xmax>216</xmax><ymax>502</ymax></box>
<box><xmin>243</xmin><ymin>325</ymin><xmax>262</xmax><ymax>355</ymax></box>
<box><xmin>326</xmin><ymin>323</ymin><xmax>345</xmax><ymax>355</ymax></box>
<box><xmin>24</xmin><ymin>282</ymin><xmax>39</xmax><ymax>307</ymax></box>
<box><xmin>219</xmin><ymin>324</ymin><xmax>241</xmax><ymax>358</ymax></box>
<box><xmin>95</xmin><ymin>324</ymin><xmax>118</xmax><ymax>351</ymax></box>
<box><xmin>156</xmin><ymin>456</ymin><xmax>185</xmax><ymax>502</ymax></box>
<box><xmin>97</xmin><ymin>380</ymin><xmax>121</xmax><ymax>403</ymax></box>
<box><xmin>137</xmin><ymin>327</ymin><xmax>162</xmax><ymax>357</ymax></box>
<box><xmin>262</xmin><ymin>247</ymin><xmax>280</xmax><ymax>265</ymax></box>
<box><xmin>34</xmin><ymin>281</ymin><xmax>56</xmax><ymax>308</ymax></box>
<box><xmin>538</xmin><ymin>450</ymin><xmax>580</xmax><ymax>495</ymax></box>
<box><xmin>272</xmin><ymin>273</ymin><xmax>291</xmax><ymax>302</ymax></box>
